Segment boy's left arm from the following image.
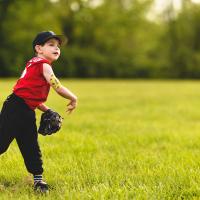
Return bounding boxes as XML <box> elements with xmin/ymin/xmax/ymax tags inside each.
<box><xmin>37</xmin><ymin>103</ymin><xmax>50</xmax><ymax>112</ymax></box>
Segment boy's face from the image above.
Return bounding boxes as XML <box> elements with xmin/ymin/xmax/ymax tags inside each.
<box><xmin>35</xmin><ymin>38</ymin><xmax>61</xmax><ymax>63</ymax></box>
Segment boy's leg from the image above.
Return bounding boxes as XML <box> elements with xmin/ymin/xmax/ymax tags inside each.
<box><xmin>15</xmin><ymin>113</ymin><xmax>43</xmax><ymax>175</ymax></box>
<box><xmin>0</xmin><ymin>97</ymin><xmax>17</xmax><ymax>154</ymax></box>
<box><xmin>0</xmin><ymin>94</ymin><xmax>47</xmax><ymax>192</ymax></box>
<box><xmin>15</xmin><ymin>113</ymin><xmax>49</xmax><ymax>192</ymax></box>
<box><xmin>5</xmin><ymin>94</ymin><xmax>48</xmax><ymax>192</ymax></box>
<box><xmin>15</xmin><ymin>112</ymin><xmax>49</xmax><ymax>193</ymax></box>
<box><xmin>0</xmin><ymin>122</ymin><xmax>15</xmax><ymax>154</ymax></box>
<box><xmin>0</xmin><ymin>123</ymin><xmax>15</xmax><ymax>154</ymax></box>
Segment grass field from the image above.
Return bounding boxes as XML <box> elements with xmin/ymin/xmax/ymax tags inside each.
<box><xmin>1</xmin><ymin>79</ymin><xmax>200</xmax><ymax>199</ymax></box>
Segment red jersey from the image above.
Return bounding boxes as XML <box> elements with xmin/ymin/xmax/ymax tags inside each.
<box><xmin>13</xmin><ymin>57</ymin><xmax>51</xmax><ymax>110</ymax></box>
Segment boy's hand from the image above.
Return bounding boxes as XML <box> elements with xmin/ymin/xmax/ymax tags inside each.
<box><xmin>67</xmin><ymin>99</ymin><xmax>77</xmax><ymax>114</ymax></box>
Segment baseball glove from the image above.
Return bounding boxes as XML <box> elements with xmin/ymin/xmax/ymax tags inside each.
<box><xmin>38</xmin><ymin>109</ymin><xmax>63</xmax><ymax>136</ymax></box>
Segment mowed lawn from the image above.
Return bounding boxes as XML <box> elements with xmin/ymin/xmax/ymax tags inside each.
<box><xmin>1</xmin><ymin>79</ymin><xmax>200</xmax><ymax>199</ymax></box>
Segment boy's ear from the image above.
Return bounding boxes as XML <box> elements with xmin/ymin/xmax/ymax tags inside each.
<box><xmin>35</xmin><ymin>45</ymin><xmax>42</xmax><ymax>54</ymax></box>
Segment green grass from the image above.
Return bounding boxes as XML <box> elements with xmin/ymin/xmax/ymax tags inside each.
<box><xmin>1</xmin><ymin>79</ymin><xmax>200</xmax><ymax>199</ymax></box>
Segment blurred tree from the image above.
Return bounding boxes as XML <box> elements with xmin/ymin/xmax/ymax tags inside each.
<box><xmin>157</xmin><ymin>0</ymin><xmax>200</xmax><ymax>78</ymax></box>
<box><xmin>0</xmin><ymin>0</ymin><xmax>64</xmax><ymax>76</ymax></box>
<box><xmin>56</xmin><ymin>0</ymin><xmax>154</xmax><ymax>77</ymax></box>
<box><xmin>1</xmin><ymin>0</ymin><xmax>200</xmax><ymax>78</ymax></box>
<box><xmin>0</xmin><ymin>0</ymin><xmax>15</xmax><ymax>76</ymax></box>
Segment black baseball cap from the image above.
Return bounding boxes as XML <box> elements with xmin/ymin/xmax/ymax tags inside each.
<box><xmin>32</xmin><ymin>31</ymin><xmax>67</xmax><ymax>50</ymax></box>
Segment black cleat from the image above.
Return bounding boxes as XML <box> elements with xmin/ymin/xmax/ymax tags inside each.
<box><xmin>34</xmin><ymin>181</ymin><xmax>49</xmax><ymax>193</ymax></box>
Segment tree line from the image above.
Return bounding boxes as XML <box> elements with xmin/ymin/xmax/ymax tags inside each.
<box><xmin>0</xmin><ymin>0</ymin><xmax>200</xmax><ymax>78</ymax></box>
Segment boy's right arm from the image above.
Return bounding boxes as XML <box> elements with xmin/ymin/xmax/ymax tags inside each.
<box><xmin>43</xmin><ymin>63</ymin><xmax>77</xmax><ymax>113</ymax></box>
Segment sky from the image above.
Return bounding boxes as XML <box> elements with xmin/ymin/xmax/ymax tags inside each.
<box><xmin>147</xmin><ymin>0</ymin><xmax>200</xmax><ymax>20</ymax></box>
<box><xmin>154</xmin><ymin>0</ymin><xmax>200</xmax><ymax>12</ymax></box>
<box><xmin>50</xmin><ymin>0</ymin><xmax>200</xmax><ymax>14</ymax></box>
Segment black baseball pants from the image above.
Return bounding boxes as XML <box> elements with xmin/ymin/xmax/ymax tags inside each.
<box><xmin>0</xmin><ymin>93</ymin><xmax>43</xmax><ymax>175</ymax></box>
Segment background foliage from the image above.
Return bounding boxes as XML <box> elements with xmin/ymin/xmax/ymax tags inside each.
<box><xmin>0</xmin><ymin>0</ymin><xmax>200</xmax><ymax>78</ymax></box>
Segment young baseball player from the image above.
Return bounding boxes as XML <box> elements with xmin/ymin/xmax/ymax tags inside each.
<box><xmin>0</xmin><ymin>31</ymin><xmax>77</xmax><ymax>192</ymax></box>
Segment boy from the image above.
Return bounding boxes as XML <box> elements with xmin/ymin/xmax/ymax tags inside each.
<box><xmin>0</xmin><ymin>31</ymin><xmax>77</xmax><ymax>192</ymax></box>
